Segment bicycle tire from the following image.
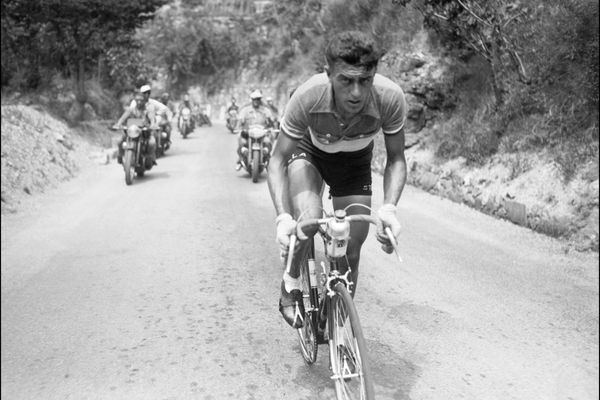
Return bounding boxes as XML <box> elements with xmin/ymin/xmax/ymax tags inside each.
<box><xmin>329</xmin><ymin>282</ymin><xmax>374</xmax><ymax>400</ymax></box>
<box><xmin>296</xmin><ymin>240</ymin><xmax>319</xmax><ymax>364</ymax></box>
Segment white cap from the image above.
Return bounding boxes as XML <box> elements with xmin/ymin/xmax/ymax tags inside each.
<box><xmin>250</xmin><ymin>89</ymin><xmax>263</xmax><ymax>99</ymax></box>
<box><xmin>140</xmin><ymin>84</ymin><xmax>151</xmax><ymax>93</ymax></box>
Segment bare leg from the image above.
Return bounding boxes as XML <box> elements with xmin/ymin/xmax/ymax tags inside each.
<box><xmin>286</xmin><ymin>159</ymin><xmax>324</xmax><ymax>278</ymax></box>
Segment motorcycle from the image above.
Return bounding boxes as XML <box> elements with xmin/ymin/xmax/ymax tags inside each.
<box><xmin>240</xmin><ymin>123</ymin><xmax>271</xmax><ymax>183</ymax></box>
<box><xmin>113</xmin><ymin>118</ymin><xmax>154</xmax><ymax>186</ymax></box>
<box><xmin>179</xmin><ymin>107</ymin><xmax>193</xmax><ymax>138</ymax></box>
<box><xmin>155</xmin><ymin>114</ymin><xmax>170</xmax><ymax>157</ymax></box>
<box><xmin>226</xmin><ymin>109</ymin><xmax>238</xmax><ymax>134</ymax></box>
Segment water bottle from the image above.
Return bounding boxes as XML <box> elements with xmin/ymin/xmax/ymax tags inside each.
<box><xmin>327</xmin><ymin>210</ymin><xmax>350</xmax><ymax>258</ymax></box>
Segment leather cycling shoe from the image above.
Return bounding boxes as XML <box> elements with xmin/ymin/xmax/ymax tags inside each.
<box><xmin>278</xmin><ymin>280</ymin><xmax>305</xmax><ymax>328</ymax></box>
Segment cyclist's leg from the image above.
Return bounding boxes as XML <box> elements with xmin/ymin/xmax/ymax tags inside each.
<box><xmin>278</xmin><ymin>158</ymin><xmax>323</xmax><ymax>328</ymax></box>
<box><xmin>331</xmin><ymin>195</ymin><xmax>371</xmax><ymax>294</ymax></box>
<box><xmin>286</xmin><ymin>158</ymin><xmax>324</xmax><ymax>278</ymax></box>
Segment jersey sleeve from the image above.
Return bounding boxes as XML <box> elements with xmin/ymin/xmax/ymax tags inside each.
<box><xmin>381</xmin><ymin>86</ymin><xmax>408</xmax><ymax>135</ymax></box>
<box><xmin>280</xmin><ymin>91</ymin><xmax>308</xmax><ymax>140</ymax></box>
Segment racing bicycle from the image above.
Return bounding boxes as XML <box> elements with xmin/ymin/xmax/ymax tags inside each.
<box><xmin>286</xmin><ymin>205</ymin><xmax>401</xmax><ymax>400</ymax></box>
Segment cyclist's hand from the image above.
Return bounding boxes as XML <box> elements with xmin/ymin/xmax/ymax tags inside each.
<box><xmin>376</xmin><ymin>204</ymin><xmax>401</xmax><ymax>254</ymax></box>
<box><xmin>275</xmin><ymin>213</ymin><xmax>297</xmax><ymax>260</ymax></box>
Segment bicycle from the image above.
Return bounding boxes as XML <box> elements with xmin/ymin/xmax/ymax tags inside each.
<box><xmin>285</xmin><ymin>205</ymin><xmax>402</xmax><ymax>400</ymax></box>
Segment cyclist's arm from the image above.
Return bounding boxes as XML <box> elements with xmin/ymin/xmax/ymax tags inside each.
<box><xmin>267</xmin><ymin>133</ymin><xmax>298</xmax><ymax>216</ymax></box>
<box><xmin>382</xmin><ymin>128</ymin><xmax>407</xmax><ymax>205</ymax></box>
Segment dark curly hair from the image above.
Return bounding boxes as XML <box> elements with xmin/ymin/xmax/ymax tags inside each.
<box><xmin>325</xmin><ymin>31</ymin><xmax>384</xmax><ymax>70</ymax></box>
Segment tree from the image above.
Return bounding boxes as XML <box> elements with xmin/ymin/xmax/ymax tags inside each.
<box><xmin>2</xmin><ymin>0</ymin><xmax>165</xmax><ymax>117</ymax></box>
<box><xmin>399</xmin><ymin>0</ymin><xmax>531</xmax><ymax>108</ymax></box>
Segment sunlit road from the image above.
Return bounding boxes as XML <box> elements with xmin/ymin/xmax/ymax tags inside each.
<box><xmin>2</xmin><ymin>123</ymin><xmax>598</xmax><ymax>400</ymax></box>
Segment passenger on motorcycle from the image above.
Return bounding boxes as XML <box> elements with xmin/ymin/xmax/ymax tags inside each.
<box><xmin>113</xmin><ymin>90</ymin><xmax>158</xmax><ymax>166</ymax></box>
<box><xmin>265</xmin><ymin>97</ymin><xmax>279</xmax><ymax>120</ymax></box>
<box><xmin>235</xmin><ymin>89</ymin><xmax>275</xmax><ymax>170</ymax></box>
<box><xmin>160</xmin><ymin>92</ymin><xmax>177</xmax><ymax>119</ymax></box>
<box><xmin>139</xmin><ymin>85</ymin><xmax>173</xmax><ymax>148</ymax></box>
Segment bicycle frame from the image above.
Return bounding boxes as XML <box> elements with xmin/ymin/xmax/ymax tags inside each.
<box><xmin>290</xmin><ymin>208</ymin><xmax>390</xmax><ymax>399</ymax></box>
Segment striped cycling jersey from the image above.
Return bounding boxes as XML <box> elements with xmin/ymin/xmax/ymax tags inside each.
<box><xmin>280</xmin><ymin>73</ymin><xmax>407</xmax><ymax>153</ymax></box>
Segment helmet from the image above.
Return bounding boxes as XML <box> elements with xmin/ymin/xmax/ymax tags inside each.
<box><xmin>249</xmin><ymin>89</ymin><xmax>263</xmax><ymax>100</ymax></box>
<box><xmin>140</xmin><ymin>84</ymin><xmax>151</xmax><ymax>93</ymax></box>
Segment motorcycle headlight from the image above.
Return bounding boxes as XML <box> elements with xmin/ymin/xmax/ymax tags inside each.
<box><xmin>127</xmin><ymin>125</ymin><xmax>141</xmax><ymax>138</ymax></box>
<box><xmin>248</xmin><ymin>127</ymin><xmax>265</xmax><ymax>138</ymax></box>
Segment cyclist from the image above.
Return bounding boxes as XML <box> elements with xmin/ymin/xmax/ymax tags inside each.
<box><xmin>267</xmin><ymin>30</ymin><xmax>407</xmax><ymax>328</ymax></box>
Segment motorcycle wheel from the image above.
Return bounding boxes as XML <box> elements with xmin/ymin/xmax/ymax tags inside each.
<box><xmin>251</xmin><ymin>149</ymin><xmax>260</xmax><ymax>183</ymax></box>
<box><xmin>124</xmin><ymin>149</ymin><xmax>134</xmax><ymax>185</ymax></box>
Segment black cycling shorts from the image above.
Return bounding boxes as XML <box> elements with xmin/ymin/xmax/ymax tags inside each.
<box><xmin>287</xmin><ymin>134</ymin><xmax>373</xmax><ymax>197</ymax></box>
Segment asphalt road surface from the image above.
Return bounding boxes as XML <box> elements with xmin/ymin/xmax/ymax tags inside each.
<box><xmin>2</xmin><ymin>123</ymin><xmax>598</xmax><ymax>400</ymax></box>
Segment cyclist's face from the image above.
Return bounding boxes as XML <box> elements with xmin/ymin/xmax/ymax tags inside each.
<box><xmin>328</xmin><ymin>61</ymin><xmax>376</xmax><ymax>117</ymax></box>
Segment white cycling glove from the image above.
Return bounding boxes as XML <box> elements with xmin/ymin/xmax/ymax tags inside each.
<box><xmin>275</xmin><ymin>213</ymin><xmax>297</xmax><ymax>260</ymax></box>
<box><xmin>377</xmin><ymin>204</ymin><xmax>401</xmax><ymax>254</ymax></box>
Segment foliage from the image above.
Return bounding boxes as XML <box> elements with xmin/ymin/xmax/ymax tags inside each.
<box><xmin>402</xmin><ymin>0</ymin><xmax>598</xmax><ymax>179</ymax></box>
<box><xmin>1</xmin><ymin>0</ymin><xmax>165</xmax><ymax>99</ymax></box>
<box><xmin>137</xmin><ymin>2</ymin><xmax>265</xmax><ymax>96</ymax></box>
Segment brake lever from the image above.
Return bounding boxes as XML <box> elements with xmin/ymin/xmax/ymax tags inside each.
<box><xmin>384</xmin><ymin>227</ymin><xmax>403</xmax><ymax>262</ymax></box>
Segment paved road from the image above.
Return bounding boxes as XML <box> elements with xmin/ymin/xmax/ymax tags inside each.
<box><xmin>2</xmin><ymin>123</ymin><xmax>598</xmax><ymax>400</ymax></box>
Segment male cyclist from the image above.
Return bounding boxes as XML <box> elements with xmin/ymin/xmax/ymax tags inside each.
<box><xmin>267</xmin><ymin>31</ymin><xmax>407</xmax><ymax>328</ymax></box>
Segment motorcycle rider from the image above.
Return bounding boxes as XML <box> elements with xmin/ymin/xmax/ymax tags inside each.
<box><xmin>265</xmin><ymin>96</ymin><xmax>279</xmax><ymax>120</ymax></box>
<box><xmin>139</xmin><ymin>85</ymin><xmax>173</xmax><ymax>149</ymax></box>
<box><xmin>235</xmin><ymin>89</ymin><xmax>275</xmax><ymax>170</ymax></box>
<box><xmin>226</xmin><ymin>97</ymin><xmax>239</xmax><ymax>131</ymax></box>
<box><xmin>265</xmin><ymin>96</ymin><xmax>280</xmax><ymax>138</ymax></box>
<box><xmin>113</xmin><ymin>90</ymin><xmax>158</xmax><ymax>166</ymax></box>
<box><xmin>178</xmin><ymin>94</ymin><xmax>195</xmax><ymax>132</ymax></box>
<box><xmin>160</xmin><ymin>92</ymin><xmax>176</xmax><ymax>116</ymax></box>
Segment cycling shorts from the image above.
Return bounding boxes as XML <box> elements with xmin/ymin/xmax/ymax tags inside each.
<box><xmin>287</xmin><ymin>134</ymin><xmax>373</xmax><ymax>197</ymax></box>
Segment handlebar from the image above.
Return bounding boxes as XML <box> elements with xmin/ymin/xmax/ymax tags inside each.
<box><xmin>285</xmin><ymin>213</ymin><xmax>401</xmax><ymax>273</ymax></box>
<box><xmin>295</xmin><ymin>214</ymin><xmax>378</xmax><ymax>240</ymax></box>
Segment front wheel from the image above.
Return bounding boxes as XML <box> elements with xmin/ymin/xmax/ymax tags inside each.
<box><xmin>296</xmin><ymin>240</ymin><xmax>319</xmax><ymax>364</ymax></box>
<box><xmin>123</xmin><ymin>149</ymin><xmax>134</xmax><ymax>185</ymax></box>
<box><xmin>329</xmin><ymin>283</ymin><xmax>374</xmax><ymax>400</ymax></box>
<box><xmin>251</xmin><ymin>149</ymin><xmax>260</xmax><ymax>183</ymax></box>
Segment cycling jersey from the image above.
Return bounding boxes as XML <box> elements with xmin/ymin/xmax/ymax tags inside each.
<box><xmin>281</xmin><ymin>73</ymin><xmax>407</xmax><ymax>153</ymax></box>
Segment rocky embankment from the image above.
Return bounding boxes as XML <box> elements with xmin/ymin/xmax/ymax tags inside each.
<box><xmin>372</xmin><ymin>37</ymin><xmax>599</xmax><ymax>252</ymax></box>
<box><xmin>1</xmin><ymin>104</ymin><xmax>112</xmax><ymax>214</ymax></box>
